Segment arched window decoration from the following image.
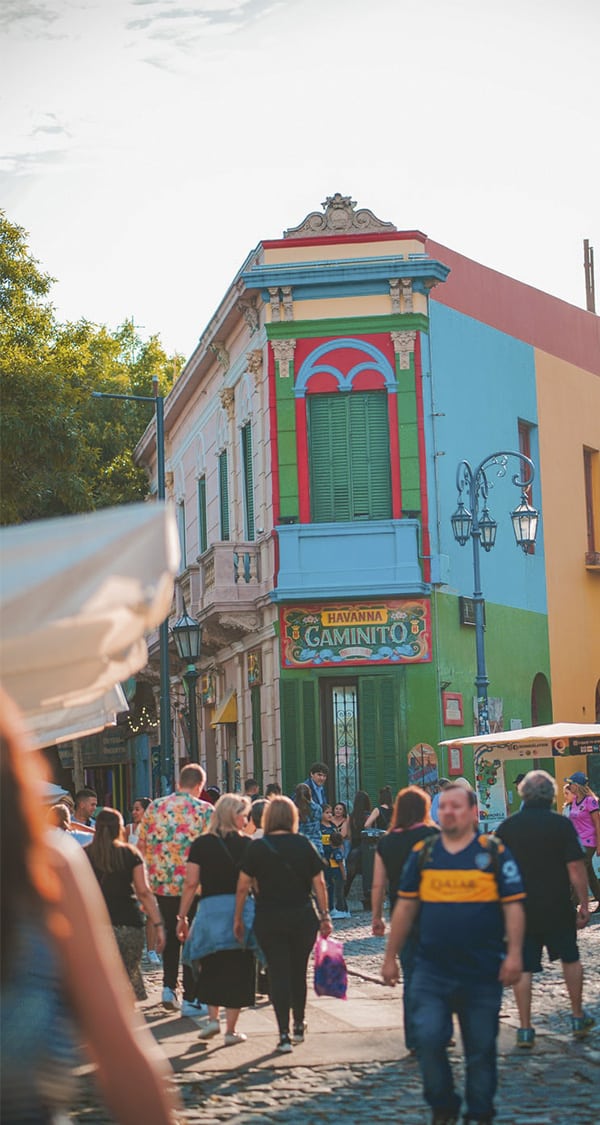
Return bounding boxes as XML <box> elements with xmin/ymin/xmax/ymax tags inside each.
<box><xmin>295</xmin><ymin>338</ymin><xmax>396</xmax><ymax>398</ymax></box>
<box><xmin>531</xmin><ymin>672</ymin><xmax>552</xmax><ymax>726</ymax></box>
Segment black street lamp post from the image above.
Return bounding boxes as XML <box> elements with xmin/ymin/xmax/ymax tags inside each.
<box><xmin>450</xmin><ymin>451</ymin><xmax>539</xmax><ymax>735</ymax></box>
<box><xmin>91</xmin><ymin>380</ymin><xmax>173</xmax><ymax>790</ymax></box>
<box><xmin>172</xmin><ymin>605</ymin><xmax>203</xmax><ymax>764</ymax></box>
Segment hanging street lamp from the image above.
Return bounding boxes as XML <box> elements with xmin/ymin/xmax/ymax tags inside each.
<box><xmin>172</xmin><ymin>603</ymin><xmax>203</xmax><ymax>764</ymax></box>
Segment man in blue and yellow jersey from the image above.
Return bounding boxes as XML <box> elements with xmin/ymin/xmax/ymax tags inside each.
<box><xmin>382</xmin><ymin>783</ymin><xmax>525</xmax><ymax>1125</ymax></box>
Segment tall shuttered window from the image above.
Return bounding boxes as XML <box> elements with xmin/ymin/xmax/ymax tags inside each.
<box><xmin>177</xmin><ymin>501</ymin><xmax>186</xmax><ymax>572</ymax></box>
<box><xmin>241</xmin><ymin>423</ymin><xmax>255</xmax><ymax>541</ymax></box>
<box><xmin>218</xmin><ymin>451</ymin><xmax>230</xmax><ymax>541</ymax></box>
<box><xmin>308</xmin><ymin>392</ymin><xmax>392</xmax><ymax>522</ymax></box>
<box><xmin>197</xmin><ymin>476</ymin><xmax>207</xmax><ymax>555</ymax></box>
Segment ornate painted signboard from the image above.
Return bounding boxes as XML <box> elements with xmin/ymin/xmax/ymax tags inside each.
<box><xmin>280</xmin><ymin>599</ymin><xmax>431</xmax><ymax>668</ymax></box>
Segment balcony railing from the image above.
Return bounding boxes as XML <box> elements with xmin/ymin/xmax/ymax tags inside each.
<box><xmin>198</xmin><ymin>539</ymin><xmax>271</xmax><ymax>610</ymax></box>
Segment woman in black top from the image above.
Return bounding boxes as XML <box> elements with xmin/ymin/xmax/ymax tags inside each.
<box><xmin>364</xmin><ymin>786</ymin><xmax>394</xmax><ymax>831</ymax></box>
<box><xmin>86</xmin><ymin>808</ymin><xmax>165</xmax><ymax>1000</ymax></box>
<box><xmin>176</xmin><ymin>794</ymin><xmax>255</xmax><ymax>1046</ymax></box>
<box><xmin>234</xmin><ymin>795</ymin><xmax>332</xmax><ymax>1054</ymax></box>
<box><xmin>344</xmin><ymin>789</ymin><xmax>372</xmax><ymax>898</ymax></box>
<box><xmin>371</xmin><ymin>786</ymin><xmax>439</xmax><ymax>1051</ymax></box>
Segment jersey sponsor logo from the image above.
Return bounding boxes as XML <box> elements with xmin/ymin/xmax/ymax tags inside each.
<box><xmin>500</xmin><ymin>859</ymin><xmax>521</xmax><ymax>883</ymax></box>
<box><xmin>420</xmin><ymin>868</ymin><xmax>499</xmax><ymax>903</ymax></box>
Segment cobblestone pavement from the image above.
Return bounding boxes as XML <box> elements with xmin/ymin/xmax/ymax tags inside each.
<box><xmin>70</xmin><ymin>910</ymin><xmax>600</xmax><ymax>1125</ymax></box>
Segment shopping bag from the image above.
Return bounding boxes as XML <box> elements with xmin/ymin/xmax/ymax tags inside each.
<box><xmin>313</xmin><ymin>935</ymin><xmax>348</xmax><ymax>999</ymax></box>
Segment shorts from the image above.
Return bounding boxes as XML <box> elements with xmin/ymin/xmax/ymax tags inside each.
<box><xmin>523</xmin><ymin>926</ymin><xmax>579</xmax><ymax>973</ymax></box>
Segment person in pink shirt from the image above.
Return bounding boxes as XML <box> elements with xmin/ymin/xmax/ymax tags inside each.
<box><xmin>564</xmin><ymin>771</ymin><xmax>600</xmax><ymax>911</ymax></box>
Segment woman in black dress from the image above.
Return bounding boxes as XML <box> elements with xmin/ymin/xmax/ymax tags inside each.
<box><xmin>233</xmin><ymin>795</ymin><xmax>332</xmax><ymax>1054</ymax></box>
<box><xmin>86</xmin><ymin>808</ymin><xmax>165</xmax><ymax>1000</ymax></box>
<box><xmin>176</xmin><ymin>794</ymin><xmax>255</xmax><ymax>1046</ymax></box>
<box><xmin>344</xmin><ymin>789</ymin><xmax>372</xmax><ymax>898</ymax></box>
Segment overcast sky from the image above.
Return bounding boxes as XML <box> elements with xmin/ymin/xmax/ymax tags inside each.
<box><xmin>2</xmin><ymin>0</ymin><xmax>598</xmax><ymax>357</ymax></box>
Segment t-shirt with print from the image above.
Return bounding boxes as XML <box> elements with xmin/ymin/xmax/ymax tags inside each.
<box><xmin>329</xmin><ymin>846</ymin><xmax>345</xmax><ymax>870</ymax></box>
<box><xmin>242</xmin><ymin>833</ymin><xmax>325</xmax><ymax>911</ymax></box>
<box><xmin>567</xmin><ymin>795</ymin><xmax>600</xmax><ymax>849</ymax></box>
<box><xmin>137</xmin><ymin>791</ymin><xmax>212</xmax><ymax>897</ymax></box>
<box><xmin>399</xmin><ymin>833</ymin><xmax>525</xmax><ymax>981</ymax></box>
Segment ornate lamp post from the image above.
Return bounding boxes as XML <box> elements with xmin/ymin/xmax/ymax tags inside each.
<box><xmin>450</xmin><ymin>451</ymin><xmax>539</xmax><ymax>735</ymax></box>
<box><xmin>172</xmin><ymin>603</ymin><xmax>203</xmax><ymax>764</ymax></box>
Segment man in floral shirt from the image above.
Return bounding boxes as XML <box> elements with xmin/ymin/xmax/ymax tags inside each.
<box><xmin>138</xmin><ymin>763</ymin><xmax>212</xmax><ymax>1016</ymax></box>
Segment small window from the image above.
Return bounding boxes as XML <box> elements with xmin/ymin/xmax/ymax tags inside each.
<box><xmin>584</xmin><ymin>447</ymin><xmax>598</xmax><ymax>559</ymax></box>
<box><xmin>219</xmin><ymin>450</ymin><xmax>230</xmax><ymax>541</ymax></box>
<box><xmin>241</xmin><ymin>423</ymin><xmax>255</xmax><ymax>541</ymax></box>
<box><xmin>197</xmin><ymin>476</ymin><xmax>207</xmax><ymax>555</ymax></box>
<box><xmin>177</xmin><ymin>500</ymin><xmax>186</xmax><ymax>572</ymax></box>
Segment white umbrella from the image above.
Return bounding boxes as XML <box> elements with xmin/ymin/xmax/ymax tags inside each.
<box><xmin>439</xmin><ymin>723</ymin><xmax>600</xmax><ymax>749</ymax></box>
<box><xmin>0</xmin><ymin>502</ymin><xmax>179</xmax><ymax>747</ymax></box>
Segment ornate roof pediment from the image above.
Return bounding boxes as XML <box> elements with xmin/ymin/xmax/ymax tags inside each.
<box><xmin>284</xmin><ymin>193</ymin><xmax>397</xmax><ymax>239</ymax></box>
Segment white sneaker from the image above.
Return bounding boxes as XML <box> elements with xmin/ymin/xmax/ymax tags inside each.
<box><xmin>147</xmin><ymin>950</ymin><xmax>162</xmax><ymax>966</ymax></box>
<box><xmin>330</xmin><ymin>909</ymin><xmax>344</xmax><ymax>918</ymax></box>
<box><xmin>198</xmin><ymin>1019</ymin><xmax>220</xmax><ymax>1039</ymax></box>
<box><xmin>224</xmin><ymin>1030</ymin><xmax>247</xmax><ymax>1046</ymax></box>
<box><xmin>162</xmin><ymin>987</ymin><xmax>180</xmax><ymax>1010</ymax></box>
<box><xmin>181</xmin><ymin>999</ymin><xmax>209</xmax><ymax>1020</ymax></box>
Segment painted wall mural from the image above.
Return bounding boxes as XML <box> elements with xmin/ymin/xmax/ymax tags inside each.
<box><xmin>280</xmin><ymin>599</ymin><xmax>431</xmax><ymax>668</ymax></box>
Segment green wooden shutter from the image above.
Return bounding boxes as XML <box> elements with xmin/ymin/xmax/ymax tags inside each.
<box><xmin>308</xmin><ymin>393</ymin><xmax>391</xmax><ymax>522</ymax></box>
<box><xmin>280</xmin><ymin>677</ymin><xmax>320</xmax><ymax>791</ymax></box>
<box><xmin>250</xmin><ymin>685</ymin><xmax>263</xmax><ymax>786</ymax></box>
<box><xmin>197</xmin><ymin>476</ymin><xmax>207</xmax><ymax>554</ymax></box>
<box><xmin>219</xmin><ymin>451</ymin><xmax>230</xmax><ymax>541</ymax></box>
<box><xmin>241</xmin><ymin>423</ymin><xmax>255</xmax><ymax>541</ymax></box>
<box><xmin>358</xmin><ymin>674</ymin><xmax>405</xmax><ymax>795</ymax></box>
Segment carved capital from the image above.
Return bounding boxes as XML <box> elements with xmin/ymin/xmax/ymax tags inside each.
<box><xmin>246</xmin><ymin>349</ymin><xmax>263</xmax><ymax>379</ymax></box>
<box><xmin>237</xmin><ymin>297</ymin><xmax>259</xmax><ymax>335</ymax></box>
<box><xmin>271</xmin><ymin>338</ymin><xmax>296</xmax><ymax>378</ymax></box>
<box><xmin>401</xmin><ymin>279</ymin><xmax>414</xmax><ymax>313</ymax></box>
<box><xmin>268</xmin><ymin>287</ymin><xmax>281</xmax><ymax>322</ymax></box>
<box><xmin>219</xmin><ymin>386</ymin><xmax>235</xmax><ymax>421</ymax></box>
<box><xmin>281</xmin><ymin>286</ymin><xmax>294</xmax><ymax>321</ymax></box>
<box><xmin>389</xmin><ymin>278</ymin><xmax>401</xmax><ymax>314</ymax></box>
<box><xmin>210</xmin><ymin>340</ymin><xmax>230</xmax><ymax>372</ymax></box>
<box><xmin>391</xmin><ymin>330</ymin><xmax>417</xmax><ymax>370</ymax></box>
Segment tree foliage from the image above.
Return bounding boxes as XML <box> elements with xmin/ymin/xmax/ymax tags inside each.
<box><xmin>0</xmin><ymin>212</ymin><xmax>183</xmax><ymax>525</ymax></box>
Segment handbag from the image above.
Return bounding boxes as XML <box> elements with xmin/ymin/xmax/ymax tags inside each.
<box><xmin>313</xmin><ymin>935</ymin><xmax>348</xmax><ymax>999</ymax></box>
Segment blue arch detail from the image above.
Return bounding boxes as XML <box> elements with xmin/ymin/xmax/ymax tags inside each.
<box><xmin>294</xmin><ymin>337</ymin><xmax>397</xmax><ymax>398</ymax></box>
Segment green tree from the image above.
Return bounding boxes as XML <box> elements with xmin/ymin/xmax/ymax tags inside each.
<box><xmin>0</xmin><ymin>212</ymin><xmax>183</xmax><ymax>524</ymax></box>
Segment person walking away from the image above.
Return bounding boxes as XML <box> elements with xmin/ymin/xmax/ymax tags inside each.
<box><xmin>247</xmin><ymin>798</ymin><xmax>267</xmax><ymax>839</ymax></box>
<box><xmin>86</xmin><ymin>808</ymin><xmax>165</xmax><ymax>1000</ymax></box>
<box><xmin>372</xmin><ymin>786</ymin><xmax>439</xmax><ymax>1052</ymax></box>
<box><xmin>328</xmin><ymin>830</ymin><xmax>350</xmax><ymax>918</ymax></box>
<box><xmin>0</xmin><ymin>687</ymin><xmax>177</xmax><ymax>1125</ymax></box>
<box><xmin>496</xmin><ymin>769</ymin><xmax>595</xmax><ymax>1045</ymax></box>
<box><xmin>302</xmin><ymin>762</ymin><xmax>329</xmax><ymax>810</ymax></box>
<box><xmin>137</xmin><ymin>763</ymin><xmax>212</xmax><ymax>1018</ymax></box>
<box><xmin>344</xmin><ymin>790</ymin><xmax>372</xmax><ymax>898</ymax></box>
<box><xmin>265</xmin><ymin>782</ymin><xmax>282</xmax><ymax>798</ymax></box>
<box><xmin>430</xmin><ymin>779</ymin><xmax>451</xmax><ymax>826</ymax></box>
<box><xmin>176</xmin><ymin>794</ymin><xmax>256</xmax><ymax>1045</ymax></box>
<box><xmin>382</xmin><ymin>783</ymin><xmax>525</xmax><ymax>1125</ymax></box>
<box><xmin>234</xmin><ymin>795</ymin><xmax>332</xmax><ymax>1054</ymax></box>
<box><xmin>125</xmin><ymin>797</ymin><xmax>160</xmax><ymax>965</ymax></box>
<box><xmin>562</xmin><ymin>771</ymin><xmax>600</xmax><ymax>910</ymax></box>
<box><xmin>364</xmin><ymin>786</ymin><xmax>394</xmax><ymax>831</ymax></box>
<box><xmin>293</xmin><ymin>782</ymin><xmax>325</xmax><ymax>855</ymax></box>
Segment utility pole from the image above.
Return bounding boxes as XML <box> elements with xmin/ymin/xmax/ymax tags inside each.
<box><xmin>584</xmin><ymin>240</ymin><xmax>596</xmax><ymax>314</ymax></box>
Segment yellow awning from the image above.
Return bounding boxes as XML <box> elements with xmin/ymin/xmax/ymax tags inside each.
<box><xmin>211</xmin><ymin>688</ymin><xmax>237</xmax><ymax>726</ymax></box>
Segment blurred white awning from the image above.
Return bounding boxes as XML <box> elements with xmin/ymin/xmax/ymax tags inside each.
<box><xmin>0</xmin><ymin>502</ymin><xmax>179</xmax><ymax>748</ymax></box>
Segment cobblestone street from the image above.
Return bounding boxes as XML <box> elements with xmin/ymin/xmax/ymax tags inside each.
<box><xmin>69</xmin><ymin>909</ymin><xmax>600</xmax><ymax>1124</ymax></box>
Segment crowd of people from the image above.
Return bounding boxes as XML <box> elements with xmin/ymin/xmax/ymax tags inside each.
<box><xmin>2</xmin><ymin>734</ymin><xmax>599</xmax><ymax>1125</ymax></box>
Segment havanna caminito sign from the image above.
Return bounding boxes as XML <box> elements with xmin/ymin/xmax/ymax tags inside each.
<box><xmin>280</xmin><ymin>600</ymin><xmax>431</xmax><ymax>669</ymax></box>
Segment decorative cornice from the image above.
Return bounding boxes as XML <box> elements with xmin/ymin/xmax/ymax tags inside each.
<box><xmin>242</xmin><ymin>256</ymin><xmax>450</xmax><ymax>298</ymax></box>
<box><xmin>266</xmin><ymin>313</ymin><xmax>428</xmax><ymax>340</ymax></box>
<box><xmin>391</xmin><ymin>330</ymin><xmax>417</xmax><ymax>370</ymax></box>
<box><xmin>210</xmin><ymin>341</ymin><xmax>230</xmax><ymax>372</ymax></box>
<box><xmin>237</xmin><ymin>297</ymin><xmax>259</xmax><ymax>335</ymax></box>
<box><xmin>271</xmin><ymin>338</ymin><xmax>296</xmax><ymax>378</ymax></box>
<box><xmin>284</xmin><ymin>193</ymin><xmax>397</xmax><ymax>239</ymax></box>
<box><xmin>219</xmin><ymin>386</ymin><xmax>235</xmax><ymax>421</ymax></box>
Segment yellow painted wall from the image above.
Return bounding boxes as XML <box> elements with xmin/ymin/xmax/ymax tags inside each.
<box><xmin>535</xmin><ymin>349</ymin><xmax>600</xmax><ymax>719</ymax></box>
<box><xmin>264</xmin><ymin>237</ymin><xmax>426</xmax><ymax>264</ymax></box>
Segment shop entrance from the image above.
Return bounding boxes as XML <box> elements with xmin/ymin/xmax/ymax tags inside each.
<box><xmin>320</xmin><ymin>680</ymin><xmax>360</xmax><ymax>808</ymax></box>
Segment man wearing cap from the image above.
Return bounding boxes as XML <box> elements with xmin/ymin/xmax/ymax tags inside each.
<box><xmin>562</xmin><ymin>770</ymin><xmax>600</xmax><ymax>908</ymax></box>
<box><xmin>496</xmin><ymin>770</ymin><xmax>595</xmax><ymax>1046</ymax></box>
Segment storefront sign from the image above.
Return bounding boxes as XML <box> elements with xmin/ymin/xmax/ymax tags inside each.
<box><xmin>280</xmin><ymin>599</ymin><xmax>431</xmax><ymax>668</ymax></box>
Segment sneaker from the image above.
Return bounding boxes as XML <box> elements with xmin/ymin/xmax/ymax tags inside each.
<box><xmin>330</xmin><ymin>909</ymin><xmax>345</xmax><ymax>918</ymax></box>
<box><xmin>292</xmin><ymin>1021</ymin><xmax>307</xmax><ymax>1043</ymax></box>
<box><xmin>147</xmin><ymin>950</ymin><xmax>162</xmax><ymax>966</ymax></box>
<box><xmin>571</xmin><ymin>1012</ymin><xmax>595</xmax><ymax>1038</ymax></box>
<box><xmin>516</xmin><ymin>1027</ymin><xmax>535</xmax><ymax>1048</ymax></box>
<box><xmin>162</xmin><ymin>987</ymin><xmax>180</xmax><ymax>1011</ymax></box>
<box><xmin>181</xmin><ymin>999</ymin><xmax>209</xmax><ymax>1021</ymax></box>
<box><xmin>276</xmin><ymin>1034</ymin><xmax>293</xmax><ymax>1053</ymax></box>
<box><xmin>224</xmin><ymin>1030</ymin><xmax>247</xmax><ymax>1046</ymax></box>
<box><xmin>198</xmin><ymin>1019</ymin><xmax>220</xmax><ymax>1039</ymax></box>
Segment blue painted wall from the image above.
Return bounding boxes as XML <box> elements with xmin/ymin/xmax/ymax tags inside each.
<box><xmin>424</xmin><ymin>302</ymin><xmax>547</xmax><ymax>614</ymax></box>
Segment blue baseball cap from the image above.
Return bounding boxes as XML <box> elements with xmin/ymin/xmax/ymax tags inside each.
<box><xmin>565</xmin><ymin>772</ymin><xmax>587</xmax><ymax>786</ymax></box>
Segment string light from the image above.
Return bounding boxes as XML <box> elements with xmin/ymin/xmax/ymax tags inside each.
<box><xmin>126</xmin><ymin>705</ymin><xmax>159</xmax><ymax>735</ymax></box>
